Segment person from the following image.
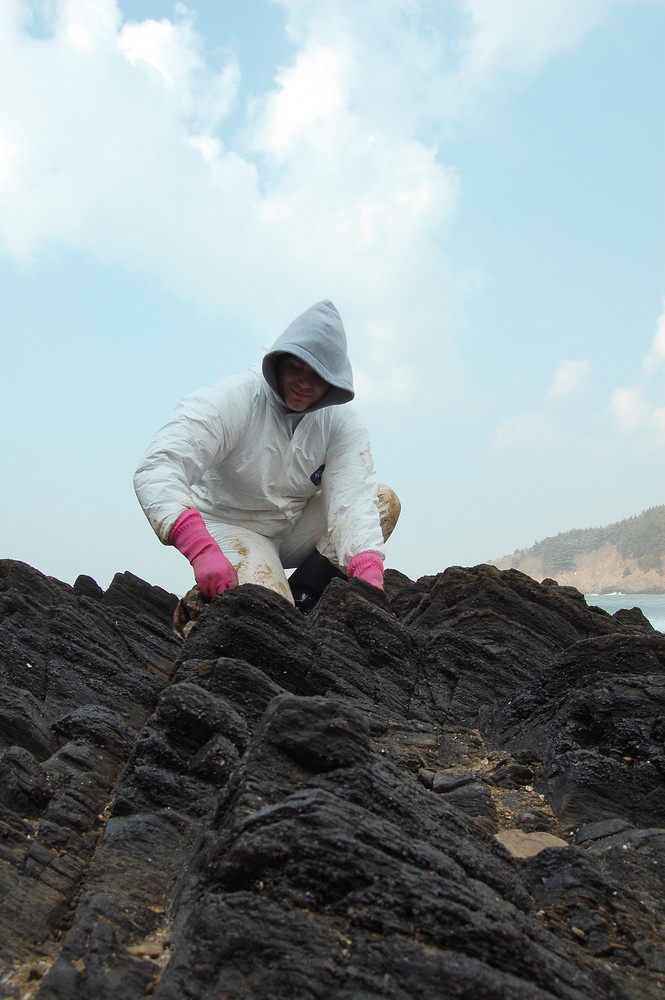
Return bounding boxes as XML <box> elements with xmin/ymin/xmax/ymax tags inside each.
<box><xmin>134</xmin><ymin>300</ymin><xmax>400</xmax><ymax>612</ymax></box>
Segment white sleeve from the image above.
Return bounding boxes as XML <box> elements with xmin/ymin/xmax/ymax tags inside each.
<box><xmin>133</xmin><ymin>375</ymin><xmax>253</xmax><ymax>543</ymax></box>
<box><xmin>320</xmin><ymin>407</ymin><xmax>385</xmax><ymax>568</ymax></box>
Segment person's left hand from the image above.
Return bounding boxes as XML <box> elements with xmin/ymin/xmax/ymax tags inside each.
<box><xmin>347</xmin><ymin>551</ymin><xmax>384</xmax><ymax>589</ymax></box>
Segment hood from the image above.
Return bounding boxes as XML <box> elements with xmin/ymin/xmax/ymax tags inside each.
<box><xmin>262</xmin><ymin>300</ymin><xmax>354</xmax><ymax>410</ymax></box>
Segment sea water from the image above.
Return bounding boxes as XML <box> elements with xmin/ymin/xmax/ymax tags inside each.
<box><xmin>585</xmin><ymin>593</ymin><xmax>665</xmax><ymax>633</ymax></box>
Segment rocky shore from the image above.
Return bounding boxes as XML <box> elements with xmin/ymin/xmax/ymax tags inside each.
<box><xmin>489</xmin><ymin>543</ymin><xmax>665</xmax><ymax>596</ymax></box>
<box><xmin>1</xmin><ymin>558</ymin><xmax>664</xmax><ymax>999</ymax></box>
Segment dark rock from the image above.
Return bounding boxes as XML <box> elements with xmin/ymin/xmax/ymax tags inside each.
<box><xmin>0</xmin><ymin>686</ymin><xmax>55</xmax><ymax>759</ymax></box>
<box><xmin>383</xmin><ymin>566</ymin><xmax>416</xmax><ymax>602</ymax></box>
<box><xmin>102</xmin><ymin>569</ymin><xmax>178</xmax><ymax>619</ymax></box>
<box><xmin>0</xmin><ymin>558</ymin><xmax>179</xmax><ymax>975</ymax></box>
<box><xmin>486</xmin><ymin>632</ymin><xmax>665</xmax><ymax>828</ymax></box>
<box><xmin>576</xmin><ymin>818</ymin><xmax>635</xmax><ymax>845</ymax></box>
<box><xmin>435</xmin><ymin>776</ymin><xmax>498</xmax><ymax>830</ymax></box>
<box><xmin>73</xmin><ymin>574</ymin><xmax>104</xmax><ymax>600</ymax></box>
<box><xmin>393</xmin><ymin>564</ymin><xmax>637</xmax><ymax>727</ymax></box>
<box><xmin>611</xmin><ymin>607</ymin><xmax>654</xmax><ymax>633</ymax></box>
<box><xmin>1</xmin><ymin>557</ymin><xmax>664</xmax><ymax>998</ymax></box>
<box><xmin>490</xmin><ymin>761</ymin><xmax>536</xmax><ymax>788</ymax></box>
<box><xmin>432</xmin><ymin>768</ymin><xmax>476</xmax><ymax>792</ymax></box>
<box><xmin>541</xmin><ymin>579</ymin><xmax>587</xmax><ymax>603</ymax></box>
<box><xmin>0</xmin><ymin>746</ymin><xmax>52</xmax><ymax>817</ymax></box>
<box><xmin>521</xmin><ymin>829</ymin><xmax>665</xmax><ymax>987</ymax></box>
<box><xmin>512</xmin><ymin>810</ymin><xmax>560</xmax><ymax>834</ymax></box>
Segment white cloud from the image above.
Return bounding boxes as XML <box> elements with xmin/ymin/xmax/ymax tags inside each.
<box><xmin>610</xmin><ymin>386</ymin><xmax>652</xmax><ymax>432</ymax></box>
<box><xmin>353</xmin><ymin>319</ymin><xmax>418</xmax><ymax>405</ymax></box>
<box><xmin>609</xmin><ymin>385</ymin><xmax>665</xmax><ymax>445</ymax></box>
<box><xmin>0</xmin><ymin>0</ymin><xmax>628</xmax><ymax>411</ymax></box>
<box><xmin>547</xmin><ymin>359</ymin><xmax>591</xmax><ymax>399</ymax></box>
<box><xmin>120</xmin><ymin>15</ymin><xmax>192</xmax><ymax>83</ymax></box>
<box><xmin>643</xmin><ymin>302</ymin><xmax>665</xmax><ymax>375</ymax></box>
<box><xmin>57</xmin><ymin>0</ymin><xmax>121</xmax><ymax>51</ymax></box>
<box><xmin>492</xmin><ymin>358</ymin><xmax>592</xmax><ymax>451</ymax></box>
<box><xmin>610</xmin><ymin>396</ymin><xmax>665</xmax><ymax>445</ymax></box>
<box><xmin>460</xmin><ymin>0</ymin><xmax>618</xmax><ymax>74</ymax></box>
<box><xmin>273</xmin><ymin>0</ymin><xmax>621</xmax><ymax>135</ymax></box>
<box><xmin>610</xmin><ymin>307</ymin><xmax>665</xmax><ymax>443</ymax></box>
<box><xmin>255</xmin><ymin>43</ymin><xmax>351</xmax><ymax>159</ymax></box>
<box><xmin>119</xmin><ymin>11</ymin><xmax>240</xmax><ymax>128</ymax></box>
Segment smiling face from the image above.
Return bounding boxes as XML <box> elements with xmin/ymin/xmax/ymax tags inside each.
<box><xmin>276</xmin><ymin>354</ymin><xmax>330</xmax><ymax>411</ymax></box>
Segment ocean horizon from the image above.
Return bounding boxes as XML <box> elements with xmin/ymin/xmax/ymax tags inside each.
<box><xmin>585</xmin><ymin>593</ymin><xmax>665</xmax><ymax>633</ymax></box>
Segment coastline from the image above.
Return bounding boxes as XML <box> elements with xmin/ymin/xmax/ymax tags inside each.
<box><xmin>584</xmin><ymin>592</ymin><xmax>665</xmax><ymax>633</ymax></box>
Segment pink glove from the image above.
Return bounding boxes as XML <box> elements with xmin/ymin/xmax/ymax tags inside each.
<box><xmin>347</xmin><ymin>551</ymin><xmax>384</xmax><ymax>589</ymax></box>
<box><xmin>169</xmin><ymin>508</ymin><xmax>239</xmax><ymax>597</ymax></box>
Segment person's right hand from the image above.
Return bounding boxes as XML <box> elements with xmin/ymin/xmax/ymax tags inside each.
<box><xmin>190</xmin><ymin>546</ymin><xmax>239</xmax><ymax>597</ymax></box>
<box><xmin>169</xmin><ymin>508</ymin><xmax>239</xmax><ymax>597</ymax></box>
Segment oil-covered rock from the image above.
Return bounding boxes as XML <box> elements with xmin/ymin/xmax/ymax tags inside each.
<box><xmin>0</xmin><ymin>559</ymin><xmax>664</xmax><ymax>999</ymax></box>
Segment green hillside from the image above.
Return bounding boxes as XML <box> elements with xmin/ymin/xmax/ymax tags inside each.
<box><xmin>527</xmin><ymin>506</ymin><xmax>665</xmax><ymax>575</ymax></box>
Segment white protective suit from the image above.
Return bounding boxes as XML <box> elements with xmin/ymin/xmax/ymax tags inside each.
<box><xmin>134</xmin><ymin>301</ymin><xmax>387</xmax><ymax>602</ymax></box>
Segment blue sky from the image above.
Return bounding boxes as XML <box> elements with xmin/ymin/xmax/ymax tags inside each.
<box><xmin>1</xmin><ymin>0</ymin><xmax>664</xmax><ymax>596</ymax></box>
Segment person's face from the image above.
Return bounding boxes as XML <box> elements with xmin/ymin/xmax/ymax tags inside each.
<box><xmin>277</xmin><ymin>354</ymin><xmax>330</xmax><ymax>411</ymax></box>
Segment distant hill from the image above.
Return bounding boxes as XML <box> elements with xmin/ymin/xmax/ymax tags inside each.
<box><xmin>488</xmin><ymin>505</ymin><xmax>665</xmax><ymax>594</ymax></box>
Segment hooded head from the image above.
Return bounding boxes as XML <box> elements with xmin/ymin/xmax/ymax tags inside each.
<box><xmin>262</xmin><ymin>300</ymin><xmax>354</xmax><ymax>411</ymax></box>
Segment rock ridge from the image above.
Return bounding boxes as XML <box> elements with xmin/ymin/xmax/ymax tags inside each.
<box><xmin>0</xmin><ymin>558</ymin><xmax>664</xmax><ymax>998</ymax></box>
